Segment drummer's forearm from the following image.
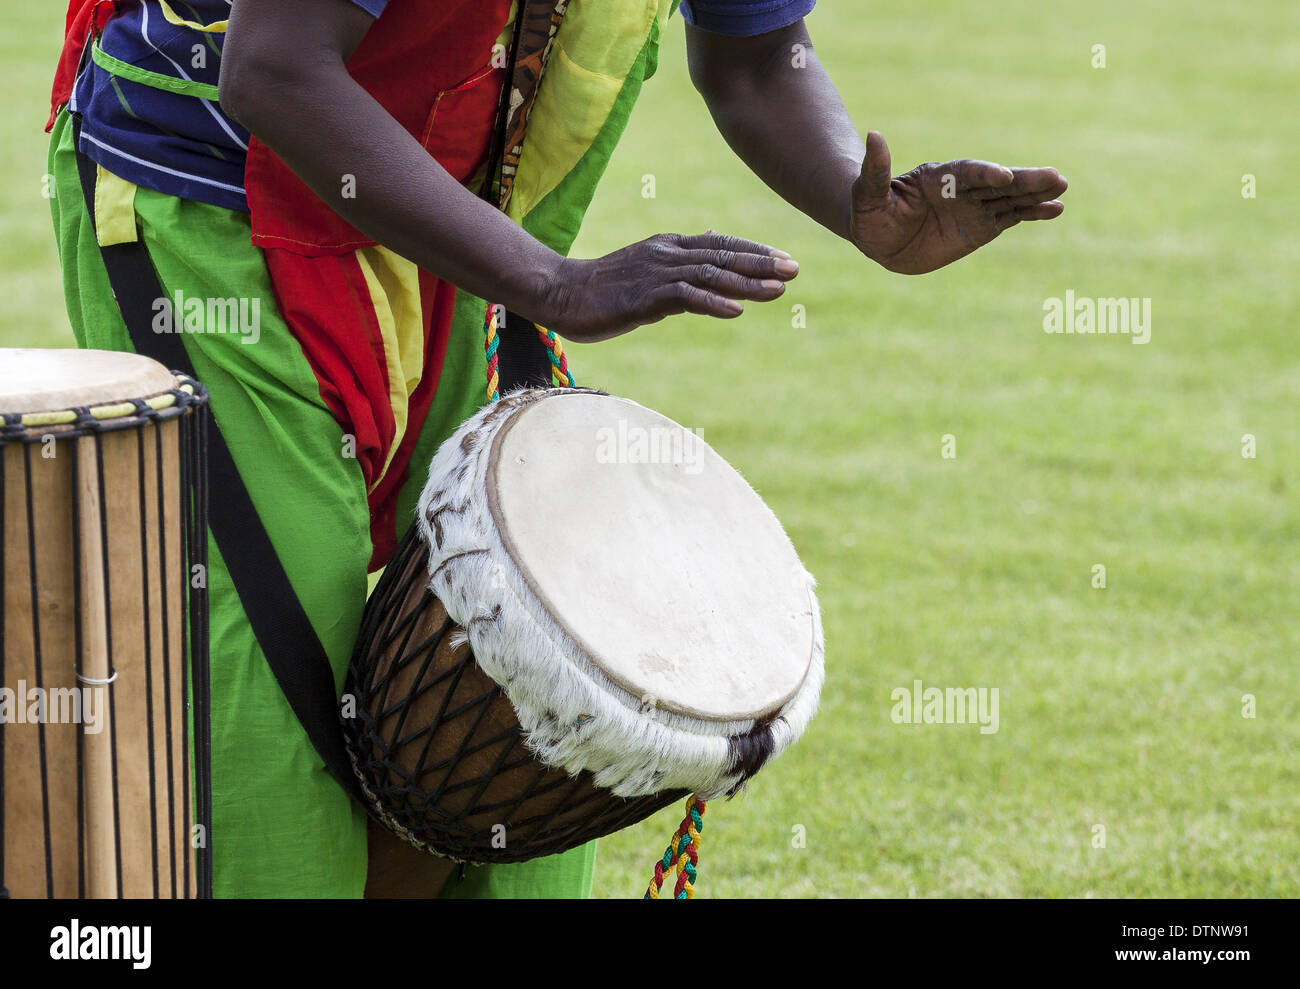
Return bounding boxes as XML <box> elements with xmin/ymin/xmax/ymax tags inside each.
<box><xmin>219</xmin><ymin>0</ymin><xmax>562</xmax><ymax>323</ymax></box>
<box><xmin>686</xmin><ymin>20</ymin><xmax>864</xmax><ymax>242</ymax></box>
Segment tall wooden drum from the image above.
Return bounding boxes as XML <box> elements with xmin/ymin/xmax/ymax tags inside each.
<box><xmin>0</xmin><ymin>348</ymin><xmax>211</xmax><ymax>898</ymax></box>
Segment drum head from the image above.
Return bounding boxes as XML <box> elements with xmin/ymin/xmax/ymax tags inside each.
<box><xmin>0</xmin><ymin>348</ymin><xmax>176</xmax><ymax>414</ymax></box>
<box><xmin>487</xmin><ymin>392</ymin><xmax>815</xmax><ymax>723</ymax></box>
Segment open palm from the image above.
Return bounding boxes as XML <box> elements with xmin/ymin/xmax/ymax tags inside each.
<box><xmin>851</xmin><ymin>131</ymin><xmax>1068</xmax><ymax>275</ymax></box>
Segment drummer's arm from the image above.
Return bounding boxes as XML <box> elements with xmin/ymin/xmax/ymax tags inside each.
<box><xmin>219</xmin><ymin>0</ymin><xmax>569</xmax><ymax>323</ymax></box>
<box><xmin>218</xmin><ymin>0</ymin><xmax>798</xmax><ymax>343</ymax></box>
<box><xmin>685</xmin><ymin>20</ymin><xmax>1068</xmax><ymax>275</ymax></box>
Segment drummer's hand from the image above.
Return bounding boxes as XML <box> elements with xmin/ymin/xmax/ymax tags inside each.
<box><xmin>537</xmin><ymin>231</ymin><xmax>799</xmax><ymax>343</ymax></box>
<box><xmin>851</xmin><ymin>132</ymin><xmax>1067</xmax><ymax>275</ymax></box>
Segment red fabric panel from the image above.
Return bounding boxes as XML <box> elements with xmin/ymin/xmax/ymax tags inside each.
<box><xmin>47</xmin><ymin>0</ymin><xmax>117</xmax><ymax>132</ymax></box>
<box><xmin>246</xmin><ymin>0</ymin><xmax>507</xmax><ymax>564</ymax></box>
<box><xmin>261</xmin><ymin>248</ymin><xmax>394</xmax><ymax>496</ymax></box>
<box><xmin>245</xmin><ymin>0</ymin><xmax>512</xmax><ymax>254</ymax></box>
<box><xmin>263</xmin><ymin>247</ymin><xmax>460</xmax><ymax>570</ymax></box>
<box><xmin>364</xmin><ymin>269</ymin><xmax>458</xmax><ymax>569</ymax></box>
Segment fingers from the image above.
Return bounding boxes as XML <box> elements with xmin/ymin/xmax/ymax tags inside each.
<box><xmin>855</xmin><ymin>130</ymin><xmax>894</xmax><ymax>205</ymax></box>
<box><xmin>950</xmin><ymin>158</ymin><xmax>1015</xmax><ymax>191</ymax></box>
<box><xmin>643</xmin><ymin>280</ymin><xmax>749</xmax><ymax>321</ymax></box>
<box><xmin>640</xmin><ymin>233</ymin><xmax>801</xmax><ymax>318</ymax></box>
<box><xmin>638</xmin><ymin>258</ymin><xmax>791</xmax><ymax>322</ymax></box>
<box><xmin>675</xmin><ymin>247</ymin><xmax>798</xmax><ymax>279</ymax></box>
<box><xmin>986</xmin><ymin>187</ymin><xmax>1069</xmax><ymax>211</ymax></box>
<box><xmin>994</xmin><ymin>200</ymin><xmax>1065</xmax><ymax>231</ymax></box>
<box><xmin>566</xmin><ymin>230</ymin><xmax>800</xmax><ymax>339</ymax></box>
<box><xmin>970</xmin><ymin>167</ymin><xmax>1068</xmax><ymax>201</ymax></box>
<box><xmin>671</xmin><ymin>261</ymin><xmax>791</xmax><ymax>303</ymax></box>
<box><xmin>671</xmin><ymin>230</ymin><xmax>790</xmax><ymax>259</ymax></box>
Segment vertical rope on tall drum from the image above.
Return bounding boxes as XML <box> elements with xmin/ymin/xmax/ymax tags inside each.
<box><xmin>182</xmin><ymin>383</ymin><xmax>214</xmax><ymax>898</ymax></box>
<box><xmin>24</xmin><ymin>444</ymin><xmax>55</xmax><ymax>897</ymax></box>
<box><xmin>136</xmin><ymin>426</ymin><xmax>162</xmax><ymax>898</ymax></box>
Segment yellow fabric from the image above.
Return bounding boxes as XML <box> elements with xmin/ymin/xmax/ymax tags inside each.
<box><xmin>93</xmin><ymin>165</ymin><xmax>139</xmax><ymax>247</ymax></box>
<box><xmin>157</xmin><ymin>0</ymin><xmax>228</xmax><ymax>34</ymax></box>
<box><xmin>354</xmin><ymin>244</ymin><xmax>427</xmax><ymax>493</ymax></box>
<box><xmin>508</xmin><ymin>0</ymin><xmax>669</xmax><ymax>223</ymax></box>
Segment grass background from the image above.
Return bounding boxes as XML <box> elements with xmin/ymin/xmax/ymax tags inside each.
<box><xmin>3</xmin><ymin>2</ymin><xmax>1296</xmax><ymax>897</ymax></box>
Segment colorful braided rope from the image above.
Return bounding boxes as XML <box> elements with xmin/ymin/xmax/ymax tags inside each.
<box><xmin>484</xmin><ymin>302</ymin><xmax>501</xmax><ymax>401</ymax></box>
<box><xmin>539</xmin><ymin>326</ymin><xmax>575</xmax><ymax>388</ymax></box>
<box><xmin>483</xmin><ymin>302</ymin><xmax>575</xmax><ymax>399</ymax></box>
<box><xmin>644</xmin><ymin>795</ymin><xmax>707</xmax><ymax>900</ymax></box>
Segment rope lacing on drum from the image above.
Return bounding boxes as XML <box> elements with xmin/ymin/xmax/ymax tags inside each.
<box><xmin>644</xmin><ymin>795</ymin><xmax>707</xmax><ymax>900</ymax></box>
<box><xmin>0</xmin><ymin>380</ymin><xmax>204</xmax><ymax>442</ymax></box>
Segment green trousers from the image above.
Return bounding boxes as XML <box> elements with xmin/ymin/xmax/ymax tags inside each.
<box><xmin>47</xmin><ymin>109</ymin><xmax>595</xmax><ymax>898</ymax></box>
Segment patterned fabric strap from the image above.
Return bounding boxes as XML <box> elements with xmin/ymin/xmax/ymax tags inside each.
<box><xmin>495</xmin><ymin>0</ymin><xmax>570</xmax><ymax>213</ymax></box>
<box><xmin>482</xmin><ymin>0</ymin><xmax>574</xmax><ymax>398</ymax></box>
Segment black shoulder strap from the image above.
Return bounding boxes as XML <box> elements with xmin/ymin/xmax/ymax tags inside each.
<box><xmin>73</xmin><ymin>118</ymin><xmax>365</xmax><ymax>805</ymax></box>
<box><xmin>497</xmin><ymin>309</ymin><xmax>553</xmax><ymax>390</ymax></box>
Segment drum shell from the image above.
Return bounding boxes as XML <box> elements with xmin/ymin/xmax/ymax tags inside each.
<box><xmin>1</xmin><ymin>417</ymin><xmax>196</xmax><ymax>898</ymax></box>
<box><xmin>346</xmin><ymin>528</ymin><xmax>685</xmax><ymax>865</ymax></box>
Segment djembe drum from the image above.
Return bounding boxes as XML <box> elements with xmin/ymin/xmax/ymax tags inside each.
<box><xmin>346</xmin><ymin>386</ymin><xmax>824</xmax><ymax>895</ymax></box>
<box><xmin>0</xmin><ymin>348</ymin><xmax>212</xmax><ymax>899</ymax></box>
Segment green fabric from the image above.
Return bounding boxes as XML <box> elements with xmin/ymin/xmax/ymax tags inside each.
<box><xmin>91</xmin><ymin>40</ymin><xmax>222</xmax><ymax>101</ymax></box>
<box><xmin>645</xmin><ymin>8</ymin><xmax>666</xmax><ymax>81</ymax></box>
<box><xmin>507</xmin><ymin>1</ymin><xmax>660</xmax><ymax>224</ymax></box>
<box><xmin>48</xmin><ymin>109</ymin><xmax>597</xmax><ymax>898</ymax></box>
<box><xmin>45</xmin><ymin>0</ymin><xmax>675</xmax><ymax>902</ymax></box>
<box><xmin>392</xmin><ymin>287</ymin><xmax>488</xmax><ymax>528</ymax></box>
<box><xmin>520</xmin><ymin>22</ymin><xmax>659</xmax><ymax>258</ymax></box>
<box><xmin>441</xmin><ymin>837</ymin><xmax>597</xmax><ymax>899</ymax></box>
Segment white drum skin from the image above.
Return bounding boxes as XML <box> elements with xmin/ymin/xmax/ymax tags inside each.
<box><xmin>0</xmin><ymin>348</ymin><xmax>176</xmax><ymax>414</ymax></box>
<box><xmin>415</xmin><ymin>387</ymin><xmax>824</xmax><ymax>799</ymax></box>
<box><xmin>487</xmin><ymin>391</ymin><xmax>816</xmax><ymax>722</ymax></box>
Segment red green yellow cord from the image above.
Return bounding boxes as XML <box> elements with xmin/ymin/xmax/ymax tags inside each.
<box><xmin>538</xmin><ymin>326</ymin><xmax>575</xmax><ymax>388</ymax></box>
<box><xmin>484</xmin><ymin>303</ymin><xmax>501</xmax><ymax>401</ymax></box>
<box><xmin>644</xmin><ymin>795</ymin><xmax>707</xmax><ymax>899</ymax></box>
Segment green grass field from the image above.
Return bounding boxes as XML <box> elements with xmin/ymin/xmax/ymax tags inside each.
<box><xmin>4</xmin><ymin>3</ymin><xmax>1297</xmax><ymax>898</ymax></box>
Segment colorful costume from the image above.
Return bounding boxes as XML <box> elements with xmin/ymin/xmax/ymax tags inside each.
<box><xmin>46</xmin><ymin>0</ymin><xmax>812</xmax><ymax>897</ymax></box>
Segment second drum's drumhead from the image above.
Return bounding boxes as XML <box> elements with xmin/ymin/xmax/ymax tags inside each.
<box><xmin>487</xmin><ymin>391</ymin><xmax>816</xmax><ymax>723</ymax></box>
<box><xmin>0</xmin><ymin>348</ymin><xmax>176</xmax><ymax>414</ymax></box>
